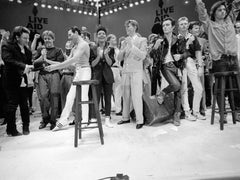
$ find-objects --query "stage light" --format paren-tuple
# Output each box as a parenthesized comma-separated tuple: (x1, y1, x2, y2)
(118, 6, 122, 10)
(9, 0, 14, 2)
(47, 4, 52, 9)
(93, 13, 97, 16)
(66, 7, 71, 11)
(140, 0, 144, 4)
(135, 1, 139, 5)
(34, 2, 38, 6)
(109, 9, 113, 13)
(184, 0, 189, 4)
(73, 9, 77, 13)
(54, 5, 58, 10)
(114, 7, 118, 12)
(17, 0, 22, 4)
(59, 7, 64, 11)
(129, 3, 133, 7)
(84, 11, 87, 14)
(41, 4, 46, 8)
(78, 10, 82, 13)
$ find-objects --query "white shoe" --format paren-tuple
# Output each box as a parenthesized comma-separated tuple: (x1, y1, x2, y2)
(105, 117, 114, 128)
(193, 112, 206, 120)
(185, 111, 196, 121)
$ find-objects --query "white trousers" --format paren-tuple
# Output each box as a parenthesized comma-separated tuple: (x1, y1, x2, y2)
(58, 67, 91, 125)
(181, 58, 203, 113)
(111, 67, 122, 113)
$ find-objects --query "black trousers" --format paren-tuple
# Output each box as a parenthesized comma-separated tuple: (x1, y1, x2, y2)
(5, 86, 30, 133)
(161, 62, 182, 113)
(151, 66, 161, 96)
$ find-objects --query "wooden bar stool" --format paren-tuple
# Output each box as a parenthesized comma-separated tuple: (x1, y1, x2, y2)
(211, 71, 240, 130)
(73, 80, 104, 147)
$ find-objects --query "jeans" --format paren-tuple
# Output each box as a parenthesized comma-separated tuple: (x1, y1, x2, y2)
(58, 67, 91, 126)
(161, 62, 181, 113)
(181, 58, 203, 113)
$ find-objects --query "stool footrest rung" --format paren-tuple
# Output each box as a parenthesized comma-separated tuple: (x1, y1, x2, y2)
(78, 101, 94, 104)
(81, 126, 98, 129)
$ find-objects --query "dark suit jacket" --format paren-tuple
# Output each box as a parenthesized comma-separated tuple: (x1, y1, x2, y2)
(1, 41, 32, 88)
(90, 45, 115, 84)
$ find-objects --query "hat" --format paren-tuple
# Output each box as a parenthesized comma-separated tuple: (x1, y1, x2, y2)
(210, 0, 226, 21)
(33, 59, 46, 71)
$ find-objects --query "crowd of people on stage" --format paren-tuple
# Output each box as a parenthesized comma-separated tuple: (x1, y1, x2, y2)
(0, 0, 240, 136)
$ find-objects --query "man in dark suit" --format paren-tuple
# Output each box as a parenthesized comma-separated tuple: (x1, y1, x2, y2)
(89, 26, 115, 128)
(1, 26, 33, 136)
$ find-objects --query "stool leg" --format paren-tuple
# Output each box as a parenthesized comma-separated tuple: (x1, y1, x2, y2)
(219, 76, 225, 130)
(78, 86, 82, 139)
(228, 75, 236, 124)
(211, 77, 218, 125)
(74, 85, 80, 147)
(92, 85, 104, 145)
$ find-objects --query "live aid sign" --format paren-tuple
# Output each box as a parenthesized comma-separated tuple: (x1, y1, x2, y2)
(154, 6, 174, 23)
(26, 16, 48, 32)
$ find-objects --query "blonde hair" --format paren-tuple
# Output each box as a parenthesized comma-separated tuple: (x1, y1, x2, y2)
(42, 30, 55, 40)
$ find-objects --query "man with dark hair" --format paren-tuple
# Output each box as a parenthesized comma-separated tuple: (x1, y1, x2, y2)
(152, 17, 182, 126)
(196, 0, 240, 122)
(1, 26, 33, 136)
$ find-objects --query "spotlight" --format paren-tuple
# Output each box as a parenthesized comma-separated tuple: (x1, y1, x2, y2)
(105, 12, 108, 15)
(118, 6, 122, 10)
(41, 4, 46, 8)
(73, 9, 77, 13)
(135, 1, 139, 5)
(93, 13, 97, 16)
(54, 5, 58, 10)
(89, 11, 93, 15)
(59, 7, 64, 10)
(114, 8, 118, 12)
(47, 4, 52, 9)
(80, 0, 83, 4)
(109, 9, 113, 13)
(9, 0, 14, 2)
(84, 11, 87, 15)
(184, 0, 189, 4)
(17, 0, 22, 3)
(129, 3, 133, 7)
(78, 10, 82, 13)
(140, 0, 144, 4)
(66, 7, 71, 12)
(34, 2, 38, 6)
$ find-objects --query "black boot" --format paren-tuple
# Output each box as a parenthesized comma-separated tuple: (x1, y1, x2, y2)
(23, 126, 30, 135)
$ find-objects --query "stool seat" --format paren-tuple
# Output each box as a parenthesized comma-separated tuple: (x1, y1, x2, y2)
(73, 79, 99, 86)
(213, 71, 239, 77)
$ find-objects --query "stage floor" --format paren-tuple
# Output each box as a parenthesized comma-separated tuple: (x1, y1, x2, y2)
(0, 109, 240, 180)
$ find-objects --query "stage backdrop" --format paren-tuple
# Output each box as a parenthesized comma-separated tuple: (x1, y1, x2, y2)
(0, 0, 216, 49)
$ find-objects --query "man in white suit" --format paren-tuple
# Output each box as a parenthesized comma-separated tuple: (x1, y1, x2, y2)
(117, 19, 147, 129)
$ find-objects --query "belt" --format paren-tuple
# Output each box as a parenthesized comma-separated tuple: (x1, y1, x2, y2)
(112, 65, 119, 68)
(163, 61, 174, 66)
(76, 65, 90, 68)
(62, 72, 74, 76)
(220, 54, 237, 59)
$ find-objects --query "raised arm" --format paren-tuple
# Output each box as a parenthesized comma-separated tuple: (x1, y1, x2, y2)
(195, 0, 210, 31)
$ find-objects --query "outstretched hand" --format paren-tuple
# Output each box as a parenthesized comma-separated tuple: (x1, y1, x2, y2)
(45, 64, 59, 72)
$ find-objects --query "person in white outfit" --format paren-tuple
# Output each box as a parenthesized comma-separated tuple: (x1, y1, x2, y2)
(45, 26, 91, 131)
